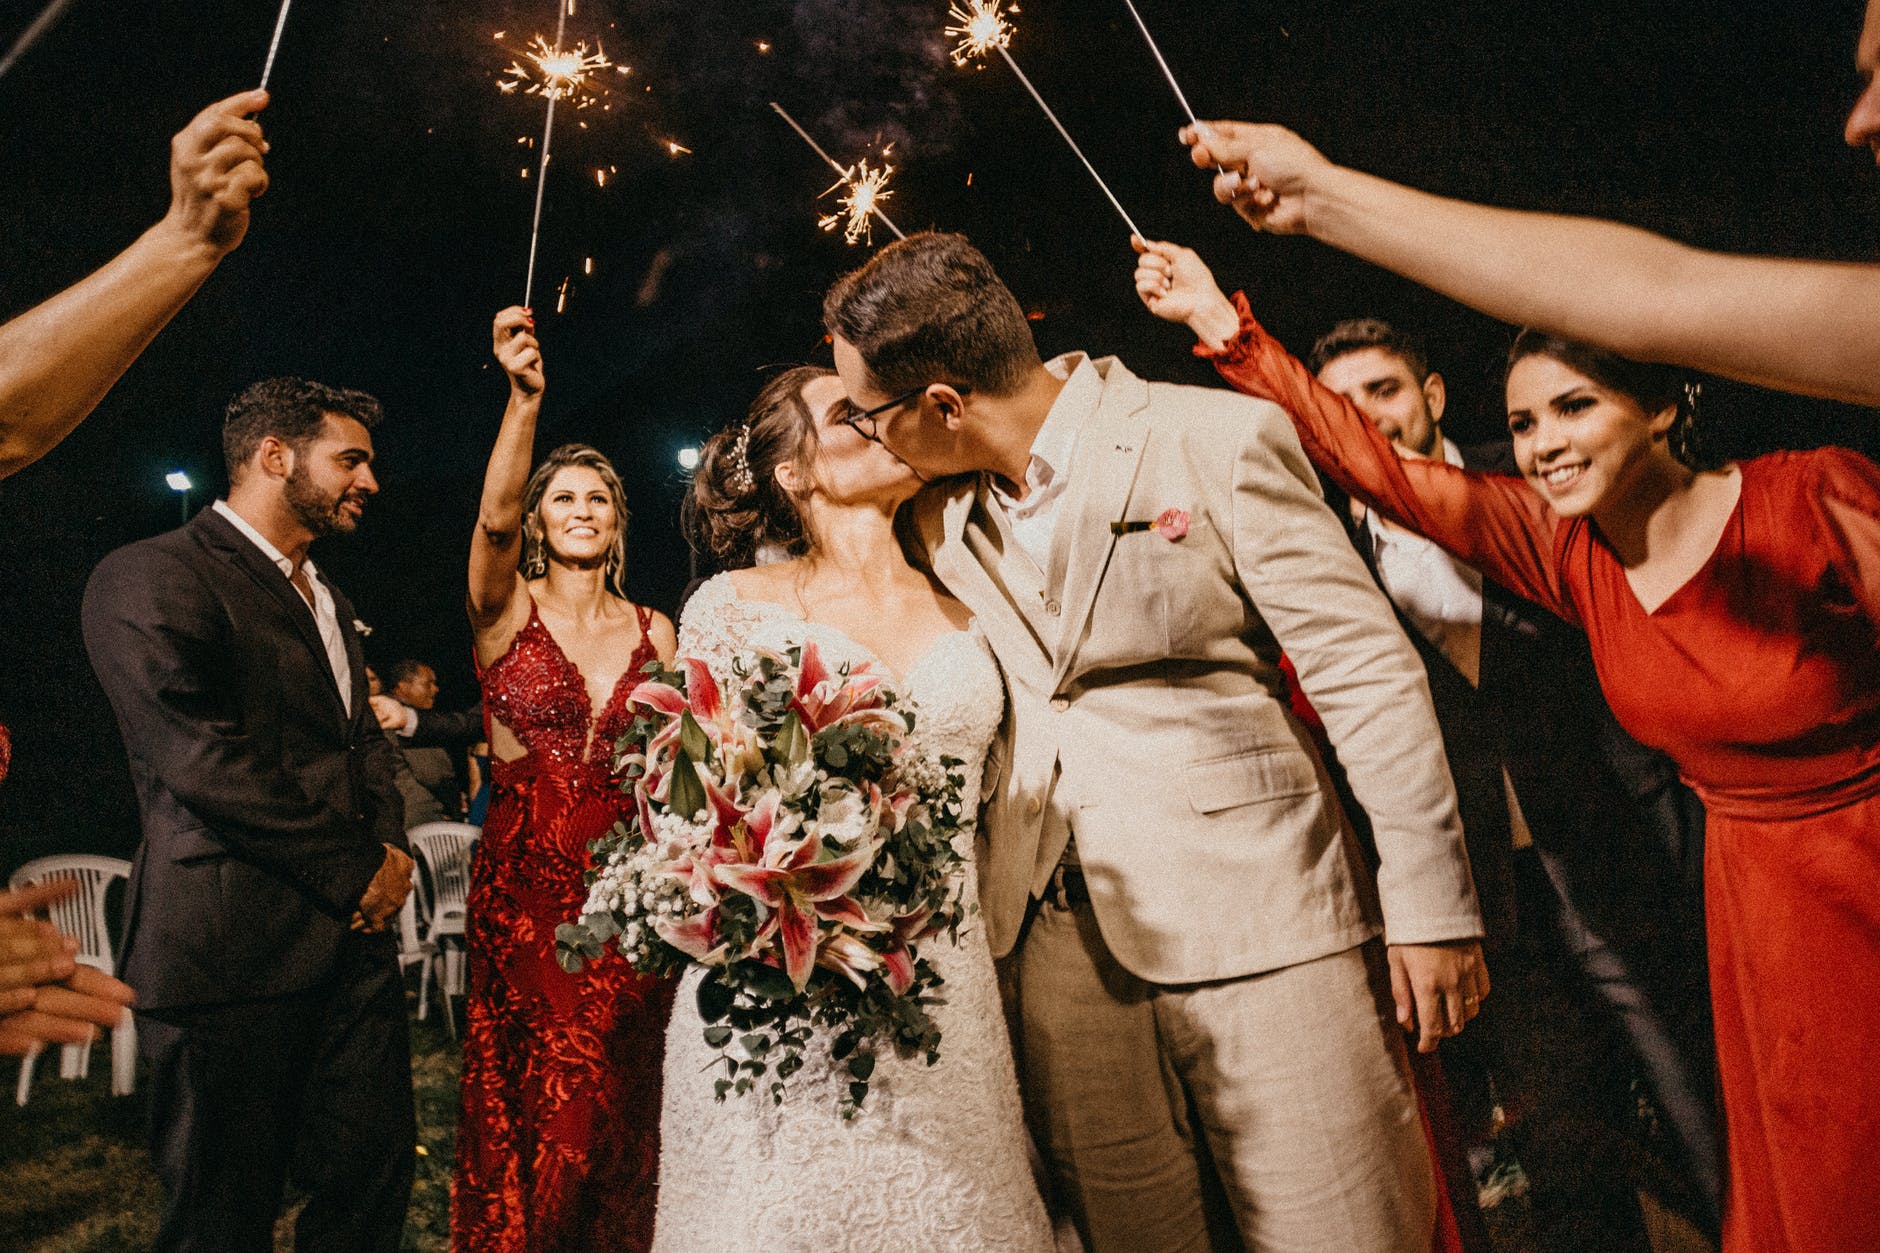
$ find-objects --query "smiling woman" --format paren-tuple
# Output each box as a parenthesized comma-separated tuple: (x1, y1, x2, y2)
(1180, 282, 1880, 1253)
(451, 306, 678, 1253)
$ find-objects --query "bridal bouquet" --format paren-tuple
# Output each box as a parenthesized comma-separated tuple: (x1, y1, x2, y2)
(557, 642, 970, 1117)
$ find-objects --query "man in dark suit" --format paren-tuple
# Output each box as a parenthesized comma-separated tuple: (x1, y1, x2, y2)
(82, 378, 416, 1253)
(1309, 320, 1721, 1250)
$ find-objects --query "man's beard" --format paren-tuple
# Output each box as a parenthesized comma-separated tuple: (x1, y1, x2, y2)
(284, 463, 365, 537)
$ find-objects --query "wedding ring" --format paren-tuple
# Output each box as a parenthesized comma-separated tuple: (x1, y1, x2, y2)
(1462, 995, 1478, 1007)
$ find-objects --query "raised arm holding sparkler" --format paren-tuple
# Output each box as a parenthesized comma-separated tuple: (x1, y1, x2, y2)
(0, 90, 270, 480)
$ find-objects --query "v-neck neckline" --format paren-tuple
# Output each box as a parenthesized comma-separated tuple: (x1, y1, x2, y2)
(1610, 465, 1744, 618)
(524, 601, 643, 762)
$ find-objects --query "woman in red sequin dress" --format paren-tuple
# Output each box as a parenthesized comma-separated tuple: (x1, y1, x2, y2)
(1135, 242, 1880, 1253)
(453, 307, 677, 1252)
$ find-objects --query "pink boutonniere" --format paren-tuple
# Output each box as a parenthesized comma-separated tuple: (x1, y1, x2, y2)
(1111, 507, 1192, 542)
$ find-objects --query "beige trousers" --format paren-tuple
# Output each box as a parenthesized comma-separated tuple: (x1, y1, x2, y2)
(1011, 895, 1435, 1253)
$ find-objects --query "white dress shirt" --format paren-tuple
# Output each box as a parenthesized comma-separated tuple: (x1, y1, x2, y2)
(213, 500, 353, 716)
(988, 352, 1102, 572)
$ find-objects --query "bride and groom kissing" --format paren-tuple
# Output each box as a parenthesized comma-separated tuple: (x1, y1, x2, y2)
(661, 230, 1487, 1252)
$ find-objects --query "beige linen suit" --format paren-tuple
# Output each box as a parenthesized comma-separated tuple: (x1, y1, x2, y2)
(913, 355, 1482, 1252)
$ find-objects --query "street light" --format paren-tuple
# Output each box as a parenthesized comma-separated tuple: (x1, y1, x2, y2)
(676, 447, 700, 471)
(166, 471, 192, 524)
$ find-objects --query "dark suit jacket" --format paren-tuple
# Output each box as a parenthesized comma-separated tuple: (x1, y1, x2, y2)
(407, 702, 484, 749)
(82, 507, 404, 1011)
(1338, 443, 1698, 951)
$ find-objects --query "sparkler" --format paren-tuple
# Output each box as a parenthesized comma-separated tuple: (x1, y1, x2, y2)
(501, 1, 616, 308)
(948, 1, 1143, 239)
(258, 0, 293, 91)
(768, 103, 907, 244)
(819, 160, 896, 245)
(1120, 0, 1199, 128)
(0, 0, 78, 82)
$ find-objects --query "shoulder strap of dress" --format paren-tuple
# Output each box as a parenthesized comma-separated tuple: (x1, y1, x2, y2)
(636, 601, 653, 634)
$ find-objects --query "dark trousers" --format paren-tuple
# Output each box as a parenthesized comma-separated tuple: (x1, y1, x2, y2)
(138, 935, 415, 1253)
(1445, 849, 1719, 1252)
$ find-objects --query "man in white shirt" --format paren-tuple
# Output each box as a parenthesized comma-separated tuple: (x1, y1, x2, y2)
(82, 378, 416, 1253)
(1310, 319, 1722, 1247)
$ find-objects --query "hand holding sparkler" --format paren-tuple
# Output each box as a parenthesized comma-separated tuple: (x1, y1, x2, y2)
(1131, 237, 1240, 350)
(493, 306, 545, 399)
(1181, 121, 1330, 236)
(165, 90, 272, 255)
(948, 0, 1144, 240)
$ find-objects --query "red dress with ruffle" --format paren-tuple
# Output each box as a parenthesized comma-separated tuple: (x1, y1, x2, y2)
(453, 602, 675, 1252)
(1205, 295, 1880, 1253)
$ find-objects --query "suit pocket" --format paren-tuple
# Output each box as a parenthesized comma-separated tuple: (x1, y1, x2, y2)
(1183, 746, 1320, 813)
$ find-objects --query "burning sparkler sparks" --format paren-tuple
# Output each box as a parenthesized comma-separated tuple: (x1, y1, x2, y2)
(498, 32, 613, 107)
(819, 160, 896, 245)
(946, 1, 1013, 67)
(947, 1, 1142, 238)
(769, 102, 907, 244)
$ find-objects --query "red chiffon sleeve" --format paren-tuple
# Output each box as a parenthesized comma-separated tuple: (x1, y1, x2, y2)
(1199, 292, 1579, 625)
(1814, 445, 1880, 629)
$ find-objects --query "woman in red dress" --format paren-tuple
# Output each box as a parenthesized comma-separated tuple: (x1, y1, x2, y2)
(453, 306, 677, 1251)
(1135, 241, 1880, 1253)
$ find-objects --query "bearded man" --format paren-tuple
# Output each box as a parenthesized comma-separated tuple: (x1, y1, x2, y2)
(81, 378, 416, 1253)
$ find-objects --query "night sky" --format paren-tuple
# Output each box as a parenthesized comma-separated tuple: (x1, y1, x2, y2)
(2, 0, 1878, 870)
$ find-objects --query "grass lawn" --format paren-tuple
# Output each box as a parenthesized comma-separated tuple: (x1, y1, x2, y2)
(1, 994, 1707, 1253)
(0, 999, 461, 1253)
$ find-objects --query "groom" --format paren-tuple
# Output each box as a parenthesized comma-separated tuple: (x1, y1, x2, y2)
(824, 233, 1487, 1252)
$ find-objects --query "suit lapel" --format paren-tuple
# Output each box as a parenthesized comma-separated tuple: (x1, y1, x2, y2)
(193, 511, 349, 725)
(936, 481, 1053, 677)
(1048, 362, 1150, 686)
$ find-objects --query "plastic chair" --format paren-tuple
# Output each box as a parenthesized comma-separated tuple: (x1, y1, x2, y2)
(9, 854, 134, 1105)
(395, 863, 443, 1031)
(406, 822, 478, 1027)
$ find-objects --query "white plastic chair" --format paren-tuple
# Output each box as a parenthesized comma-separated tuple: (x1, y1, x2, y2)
(395, 862, 443, 1031)
(9, 854, 135, 1105)
(406, 822, 478, 1028)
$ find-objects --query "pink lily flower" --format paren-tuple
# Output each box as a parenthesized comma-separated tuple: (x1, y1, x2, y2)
(714, 834, 878, 990)
(788, 641, 888, 733)
(879, 905, 941, 996)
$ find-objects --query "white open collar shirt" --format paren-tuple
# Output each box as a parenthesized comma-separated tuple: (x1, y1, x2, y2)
(213, 499, 354, 716)
(988, 352, 1102, 573)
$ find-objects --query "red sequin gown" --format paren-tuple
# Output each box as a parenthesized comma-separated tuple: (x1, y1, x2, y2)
(1205, 295, 1880, 1253)
(453, 601, 675, 1253)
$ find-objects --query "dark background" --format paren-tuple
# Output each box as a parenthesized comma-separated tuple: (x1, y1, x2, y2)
(3, 0, 1878, 872)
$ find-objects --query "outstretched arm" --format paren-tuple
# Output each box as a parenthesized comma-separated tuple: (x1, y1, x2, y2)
(1182, 120, 1880, 408)
(1133, 237, 1576, 623)
(468, 307, 545, 638)
(0, 91, 270, 479)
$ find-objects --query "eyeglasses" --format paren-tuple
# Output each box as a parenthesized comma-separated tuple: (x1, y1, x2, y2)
(837, 383, 972, 444)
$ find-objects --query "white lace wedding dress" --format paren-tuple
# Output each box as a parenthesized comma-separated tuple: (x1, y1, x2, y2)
(650, 574, 1054, 1252)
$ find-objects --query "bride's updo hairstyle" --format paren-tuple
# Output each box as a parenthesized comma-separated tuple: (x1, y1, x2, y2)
(519, 442, 632, 596)
(686, 365, 833, 569)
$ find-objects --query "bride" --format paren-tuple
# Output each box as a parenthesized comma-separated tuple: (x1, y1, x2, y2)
(650, 365, 1056, 1251)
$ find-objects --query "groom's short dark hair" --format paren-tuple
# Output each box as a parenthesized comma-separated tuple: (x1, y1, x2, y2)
(822, 232, 1039, 396)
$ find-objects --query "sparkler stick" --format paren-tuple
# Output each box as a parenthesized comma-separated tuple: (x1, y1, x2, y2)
(948, 2, 1143, 239)
(768, 102, 908, 243)
(1120, 0, 1198, 128)
(258, 0, 293, 91)
(507, 1, 614, 306)
(0, 0, 78, 82)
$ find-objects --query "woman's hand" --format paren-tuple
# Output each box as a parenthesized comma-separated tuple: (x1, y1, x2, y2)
(1182, 122, 1332, 237)
(492, 307, 543, 398)
(1132, 238, 1241, 351)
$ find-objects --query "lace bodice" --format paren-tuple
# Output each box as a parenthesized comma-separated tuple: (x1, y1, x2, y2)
(651, 573, 1052, 1252)
(676, 573, 1002, 813)
(479, 600, 655, 773)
